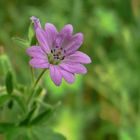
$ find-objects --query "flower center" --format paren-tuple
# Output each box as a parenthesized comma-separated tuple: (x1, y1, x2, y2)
(48, 46, 66, 65)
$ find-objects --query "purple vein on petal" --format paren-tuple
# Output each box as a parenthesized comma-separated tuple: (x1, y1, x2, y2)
(45, 23, 58, 48)
(50, 65, 62, 86)
(29, 58, 49, 68)
(64, 33, 84, 55)
(64, 51, 91, 64)
(30, 16, 41, 29)
(26, 46, 46, 59)
(36, 28, 51, 53)
(60, 62, 87, 74)
(60, 68, 75, 84)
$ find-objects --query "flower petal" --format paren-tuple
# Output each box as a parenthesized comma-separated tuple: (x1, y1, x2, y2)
(64, 51, 91, 64)
(36, 28, 51, 53)
(65, 33, 83, 55)
(60, 62, 87, 74)
(45, 23, 58, 48)
(29, 58, 49, 68)
(60, 68, 75, 84)
(50, 65, 62, 86)
(54, 25, 73, 48)
(26, 46, 46, 59)
(30, 16, 41, 29)
(55, 33, 65, 47)
(60, 24, 73, 37)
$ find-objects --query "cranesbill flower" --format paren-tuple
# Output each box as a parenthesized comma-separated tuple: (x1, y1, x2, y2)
(27, 16, 91, 86)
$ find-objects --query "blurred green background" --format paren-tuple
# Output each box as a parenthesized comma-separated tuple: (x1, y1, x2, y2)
(0, 0, 140, 140)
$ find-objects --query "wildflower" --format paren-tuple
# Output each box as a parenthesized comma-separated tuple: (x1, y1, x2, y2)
(27, 16, 91, 86)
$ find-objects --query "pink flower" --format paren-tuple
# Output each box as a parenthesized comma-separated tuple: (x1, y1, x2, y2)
(27, 16, 91, 86)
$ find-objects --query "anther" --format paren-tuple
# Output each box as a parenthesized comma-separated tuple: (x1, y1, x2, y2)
(61, 56, 65, 60)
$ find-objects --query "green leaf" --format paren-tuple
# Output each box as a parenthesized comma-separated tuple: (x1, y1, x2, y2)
(29, 99, 56, 125)
(5, 127, 30, 140)
(29, 107, 53, 125)
(28, 23, 35, 44)
(0, 123, 15, 133)
(19, 105, 37, 126)
(5, 71, 13, 94)
(5, 126, 66, 140)
(12, 37, 30, 47)
(0, 54, 13, 76)
(7, 100, 13, 109)
(32, 126, 66, 140)
(0, 94, 10, 107)
(11, 95, 26, 113)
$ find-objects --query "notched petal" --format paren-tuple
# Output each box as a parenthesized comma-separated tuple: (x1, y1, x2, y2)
(60, 24, 73, 37)
(65, 33, 84, 54)
(61, 69, 75, 84)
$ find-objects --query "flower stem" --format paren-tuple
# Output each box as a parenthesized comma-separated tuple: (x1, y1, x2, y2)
(30, 66, 35, 83)
(27, 69, 47, 106)
(32, 69, 46, 89)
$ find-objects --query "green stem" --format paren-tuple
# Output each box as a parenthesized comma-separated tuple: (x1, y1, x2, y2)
(27, 69, 47, 106)
(30, 66, 35, 83)
(32, 69, 46, 89)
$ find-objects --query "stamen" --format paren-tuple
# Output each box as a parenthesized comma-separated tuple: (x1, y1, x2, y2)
(48, 45, 65, 65)
(61, 56, 65, 60)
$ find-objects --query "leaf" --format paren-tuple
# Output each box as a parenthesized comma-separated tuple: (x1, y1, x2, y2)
(5, 71, 13, 94)
(19, 105, 37, 126)
(29, 107, 53, 125)
(0, 123, 15, 133)
(0, 94, 10, 107)
(5, 127, 30, 140)
(32, 126, 66, 140)
(0, 54, 13, 75)
(12, 37, 30, 47)
(29, 100, 61, 125)
(7, 100, 13, 109)
(5, 125, 66, 140)
(28, 23, 35, 44)
(11, 95, 26, 113)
